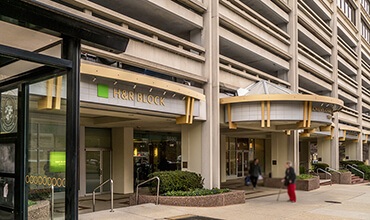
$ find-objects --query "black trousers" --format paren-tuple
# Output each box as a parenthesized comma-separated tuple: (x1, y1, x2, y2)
(250, 175, 258, 188)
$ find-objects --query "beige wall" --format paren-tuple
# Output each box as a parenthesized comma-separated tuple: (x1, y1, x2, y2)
(112, 127, 134, 194)
(345, 141, 358, 161)
(317, 138, 331, 166)
(181, 122, 202, 175)
(271, 133, 289, 178)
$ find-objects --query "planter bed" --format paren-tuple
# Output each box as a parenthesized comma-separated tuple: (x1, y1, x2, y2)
(28, 200, 50, 220)
(264, 177, 320, 191)
(130, 190, 245, 207)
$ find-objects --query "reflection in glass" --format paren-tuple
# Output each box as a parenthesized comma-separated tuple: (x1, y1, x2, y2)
(1, 89, 18, 134)
(27, 76, 67, 219)
(86, 151, 101, 193)
(0, 143, 15, 173)
(0, 177, 14, 208)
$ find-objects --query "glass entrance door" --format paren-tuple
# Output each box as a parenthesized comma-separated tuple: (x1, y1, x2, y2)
(0, 89, 18, 219)
(86, 150, 111, 194)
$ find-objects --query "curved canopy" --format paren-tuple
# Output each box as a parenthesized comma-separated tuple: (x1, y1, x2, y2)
(221, 80, 344, 132)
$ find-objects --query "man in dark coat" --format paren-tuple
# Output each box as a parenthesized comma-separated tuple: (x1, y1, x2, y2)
(249, 158, 262, 190)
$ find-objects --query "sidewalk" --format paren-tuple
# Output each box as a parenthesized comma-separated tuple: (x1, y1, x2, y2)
(80, 183, 370, 220)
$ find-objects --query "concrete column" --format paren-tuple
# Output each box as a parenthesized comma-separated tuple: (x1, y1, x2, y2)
(181, 122, 202, 174)
(271, 133, 290, 178)
(317, 138, 331, 165)
(112, 127, 134, 194)
(220, 135, 227, 183)
(201, 0, 220, 189)
(287, 0, 298, 91)
(79, 126, 86, 196)
(345, 141, 358, 160)
(330, 0, 340, 170)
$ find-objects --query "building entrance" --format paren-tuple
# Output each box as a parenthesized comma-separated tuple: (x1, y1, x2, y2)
(85, 150, 111, 194)
(226, 138, 252, 179)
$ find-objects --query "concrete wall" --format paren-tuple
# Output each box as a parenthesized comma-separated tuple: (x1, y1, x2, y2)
(181, 122, 202, 175)
(317, 138, 331, 165)
(112, 127, 134, 194)
(271, 132, 289, 178)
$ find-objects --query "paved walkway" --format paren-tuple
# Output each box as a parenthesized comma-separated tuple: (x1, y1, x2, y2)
(80, 183, 370, 220)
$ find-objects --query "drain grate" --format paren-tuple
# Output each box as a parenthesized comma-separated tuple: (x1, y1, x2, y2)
(166, 215, 223, 220)
(325, 200, 342, 204)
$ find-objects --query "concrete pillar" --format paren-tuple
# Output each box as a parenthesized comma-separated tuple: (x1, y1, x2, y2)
(345, 141, 358, 161)
(112, 127, 134, 194)
(317, 138, 331, 165)
(201, 0, 220, 189)
(271, 133, 290, 178)
(220, 135, 227, 183)
(181, 122, 202, 174)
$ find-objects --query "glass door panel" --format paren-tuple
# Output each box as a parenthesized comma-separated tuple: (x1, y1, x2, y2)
(27, 76, 67, 219)
(237, 151, 243, 177)
(102, 151, 111, 192)
(86, 151, 101, 194)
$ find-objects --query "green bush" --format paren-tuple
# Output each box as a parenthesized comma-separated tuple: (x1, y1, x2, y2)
(164, 188, 230, 197)
(297, 174, 315, 180)
(357, 165, 370, 180)
(28, 200, 36, 207)
(312, 163, 329, 172)
(299, 166, 306, 174)
(340, 160, 365, 168)
(148, 170, 204, 195)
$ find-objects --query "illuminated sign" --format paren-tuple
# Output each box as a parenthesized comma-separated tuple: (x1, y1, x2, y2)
(49, 151, 66, 173)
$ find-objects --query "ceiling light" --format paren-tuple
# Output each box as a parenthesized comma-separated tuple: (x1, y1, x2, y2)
(133, 84, 137, 89)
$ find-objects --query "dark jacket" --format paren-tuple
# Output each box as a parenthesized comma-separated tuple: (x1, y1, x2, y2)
(284, 167, 296, 186)
(249, 163, 261, 177)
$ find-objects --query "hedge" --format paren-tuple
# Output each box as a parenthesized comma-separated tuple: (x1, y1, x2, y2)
(148, 170, 204, 195)
(312, 163, 329, 172)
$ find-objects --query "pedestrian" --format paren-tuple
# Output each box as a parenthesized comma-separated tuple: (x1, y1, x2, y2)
(249, 158, 261, 190)
(282, 161, 296, 203)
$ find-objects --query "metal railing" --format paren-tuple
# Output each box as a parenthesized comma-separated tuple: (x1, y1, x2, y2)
(51, 185, 54, 220)
(135, 176, 160, 205)
(317, 168, 332, 186)
(92, 179, 114, 212)
(346, 164, 365, 181)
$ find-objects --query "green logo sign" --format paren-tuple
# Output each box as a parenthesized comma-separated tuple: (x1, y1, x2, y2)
(97, 84, 109, 98)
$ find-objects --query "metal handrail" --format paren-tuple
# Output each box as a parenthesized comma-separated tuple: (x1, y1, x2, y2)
(346, 164, 365, 181)
(317, 168, 332, 186)
(51, 185, 54, 220)
(92, 179, 114, 212)
(136, 176, 160, 205)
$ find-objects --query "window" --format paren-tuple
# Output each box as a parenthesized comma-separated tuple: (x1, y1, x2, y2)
(362, 0, 370, 15)
(338, 0, 356, 24)
(362, 20, 370, 43)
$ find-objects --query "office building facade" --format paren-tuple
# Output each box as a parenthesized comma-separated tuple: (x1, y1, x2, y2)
(0, 0, 369, 218)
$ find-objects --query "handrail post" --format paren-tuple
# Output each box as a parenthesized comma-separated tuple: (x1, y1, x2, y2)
(92, 191, 96, 212)
(346, 164, 365, 181)
(51, 184, 54, 220)
(135, 176, 161, 205)
(156, 177, 160, 205)
(110, 179, 114, 212)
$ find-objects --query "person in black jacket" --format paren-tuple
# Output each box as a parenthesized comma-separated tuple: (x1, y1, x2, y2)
(249, 158, 262, 190)
(282, 161, 296, 202)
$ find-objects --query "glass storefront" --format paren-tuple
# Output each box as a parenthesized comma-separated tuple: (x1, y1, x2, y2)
(226, 138, 252, 178)
(27, 76, 67, 219)
(85, 128, 111, 194)
(134, 131, 181, 183)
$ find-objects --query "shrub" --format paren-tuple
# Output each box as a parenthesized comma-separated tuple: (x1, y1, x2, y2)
(312, 163, 329, 172)
(28, 200, 36, 207)
(148, 170, 204, 195)
(340, 160, 365, 169)
(357, 165, 370, 180)
(164, 188, 230, 197)
(299, 166, 306, 174)
(297, 174, 315, 180)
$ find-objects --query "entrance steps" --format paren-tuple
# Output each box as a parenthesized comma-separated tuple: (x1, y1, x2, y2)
(351, 174, 364, 184)
(78, 193, 131, 214)
(319, 179, 331, 186)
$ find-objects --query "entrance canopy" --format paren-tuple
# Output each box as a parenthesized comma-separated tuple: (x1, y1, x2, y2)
(220, 81, 343, 135)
